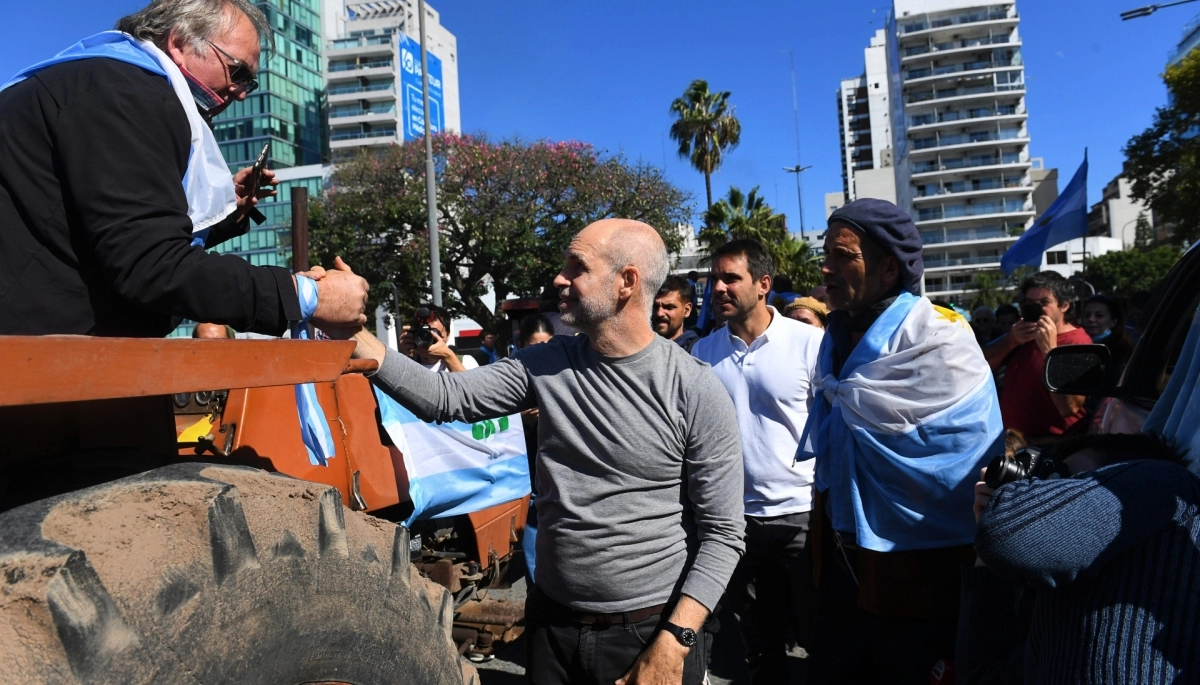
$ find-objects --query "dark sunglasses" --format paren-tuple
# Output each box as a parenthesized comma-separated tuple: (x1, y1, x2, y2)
(206, 40, 259, 94)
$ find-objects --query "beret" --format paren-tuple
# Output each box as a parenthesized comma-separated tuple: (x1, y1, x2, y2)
(828, 198, 924, 294)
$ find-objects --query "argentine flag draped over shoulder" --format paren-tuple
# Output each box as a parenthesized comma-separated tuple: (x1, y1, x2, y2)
(798, 292, 1003, 552)
(1, 31, 238, 239)
(375, 388, 530, 527)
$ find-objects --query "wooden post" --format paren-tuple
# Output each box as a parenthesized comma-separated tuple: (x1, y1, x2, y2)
(291, 186, 309, 273)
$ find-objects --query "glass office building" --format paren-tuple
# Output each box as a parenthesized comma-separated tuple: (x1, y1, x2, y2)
(211, 0, 327, 270)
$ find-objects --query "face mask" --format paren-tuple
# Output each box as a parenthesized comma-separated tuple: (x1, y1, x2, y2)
(179, 64, 227, 120)
(1091, 328, 1112, 342)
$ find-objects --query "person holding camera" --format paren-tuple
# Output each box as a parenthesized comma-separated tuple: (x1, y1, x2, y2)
(398, 304, 477, 373)
(958, 432, 1200, 684)
(984, 272, 1090, 441)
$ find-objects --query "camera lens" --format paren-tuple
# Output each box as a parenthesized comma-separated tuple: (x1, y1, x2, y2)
(984, 453, 1027, 489)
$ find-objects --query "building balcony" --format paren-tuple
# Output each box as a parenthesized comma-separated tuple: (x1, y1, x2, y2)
(910, 136, 1029, 159)
(912, 182, 1030, 204)
(916, 206, 1034, 227)
(923, 254, 1007, 270)
(910, 157, 1029, 179)
(902, 34, 1018, 62)
(329, 109, 399, 125)
(909, 108, 1023, 132)
(920, 223, 1024, 245)
(904, 59, 1021, 84)
(328, 34, 394, 51)
(329, 128, 398, 148)
(898, 9, 1018, 39)
(905, 82, 1025, 106)
(328, 85, 395, 104)
(327, 59, 393, 75)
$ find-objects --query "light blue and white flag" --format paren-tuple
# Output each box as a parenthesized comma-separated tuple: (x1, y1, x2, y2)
(1000, 153, 1088, 275)
(374, 388, 531, 526)
(797, 292, 1004, 552)
(2, 31, 238, 241)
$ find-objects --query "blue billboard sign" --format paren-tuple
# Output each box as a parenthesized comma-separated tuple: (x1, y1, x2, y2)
(398, 34, 444, 140)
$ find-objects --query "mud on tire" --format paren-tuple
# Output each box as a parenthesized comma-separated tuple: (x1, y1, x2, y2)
(0, 463, 478, 684)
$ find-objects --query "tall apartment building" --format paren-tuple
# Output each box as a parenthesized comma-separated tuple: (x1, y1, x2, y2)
(323, 0, 460, 156)
(833, 0, 1036, 301)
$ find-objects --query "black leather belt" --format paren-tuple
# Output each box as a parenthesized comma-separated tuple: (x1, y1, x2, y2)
(532, 586, 667, 627)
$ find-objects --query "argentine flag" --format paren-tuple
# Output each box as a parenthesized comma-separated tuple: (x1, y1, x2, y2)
(375, 388, 531, 527)
(1001, 153, 1088, 275)
(798, 292, 1004, 552)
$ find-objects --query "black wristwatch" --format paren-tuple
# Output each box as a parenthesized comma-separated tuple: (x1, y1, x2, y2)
(662, 622, 697, 648)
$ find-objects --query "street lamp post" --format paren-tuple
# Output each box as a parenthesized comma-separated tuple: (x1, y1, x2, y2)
(418, 0, 442, 307)
(1121, 0, 1199, 20)
(783, 164, 812, 242)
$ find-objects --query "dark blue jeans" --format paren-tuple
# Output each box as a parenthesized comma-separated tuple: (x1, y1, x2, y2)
(524, 585, 712, 685)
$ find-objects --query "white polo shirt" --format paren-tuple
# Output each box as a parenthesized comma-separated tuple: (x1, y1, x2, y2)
(692, 307, 824, 517)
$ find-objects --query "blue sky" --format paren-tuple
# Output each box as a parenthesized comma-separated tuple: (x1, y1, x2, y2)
(1, 0, 1191, 237)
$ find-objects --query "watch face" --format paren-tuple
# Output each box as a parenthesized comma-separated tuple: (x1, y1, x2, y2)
(680, 628, 697, 647)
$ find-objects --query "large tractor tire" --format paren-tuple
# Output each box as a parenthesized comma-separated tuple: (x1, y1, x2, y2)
(0, 463, 478, 684)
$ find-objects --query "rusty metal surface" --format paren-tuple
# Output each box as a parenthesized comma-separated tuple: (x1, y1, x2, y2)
(465, 496, 530, 574)
(1, 336, 355, 407)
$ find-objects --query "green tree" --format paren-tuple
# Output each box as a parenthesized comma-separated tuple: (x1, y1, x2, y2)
(1083, 246, 1183, 298)
(698, 186, 786, 248)
(668, 79, 742, 211)
(1123, 48, 1200, 245)
(309, 135, 691, 345)
(966, 271, 1012, 310)
(696, 186, 820, 290)
(1134, 211, 1156, 250)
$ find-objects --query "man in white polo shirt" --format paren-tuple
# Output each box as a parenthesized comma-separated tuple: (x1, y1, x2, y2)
(691, 238, 824, 684)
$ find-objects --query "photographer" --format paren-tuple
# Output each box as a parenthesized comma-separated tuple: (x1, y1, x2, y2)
(398, 305, 477, 373)
(958, 433, 1200, 684)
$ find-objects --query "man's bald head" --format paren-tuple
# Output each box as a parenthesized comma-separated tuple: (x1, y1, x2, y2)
(574, 219, 669, 314)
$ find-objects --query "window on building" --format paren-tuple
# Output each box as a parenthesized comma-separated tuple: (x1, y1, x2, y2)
(1046, 251, 1068, 265)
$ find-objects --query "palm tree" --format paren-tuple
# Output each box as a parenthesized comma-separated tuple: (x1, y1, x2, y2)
(698, 186, 786, 251)
(967, 271, 1012, 310)
(668, 80, 742, 211)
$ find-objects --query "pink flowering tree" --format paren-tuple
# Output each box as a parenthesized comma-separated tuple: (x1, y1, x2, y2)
(310, 134, 691, 343)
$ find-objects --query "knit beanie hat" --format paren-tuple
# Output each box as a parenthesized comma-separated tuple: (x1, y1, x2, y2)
(827, 198, 924, 294)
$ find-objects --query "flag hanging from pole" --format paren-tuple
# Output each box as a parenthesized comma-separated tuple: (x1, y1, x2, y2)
(1000, 153, 1088, 275)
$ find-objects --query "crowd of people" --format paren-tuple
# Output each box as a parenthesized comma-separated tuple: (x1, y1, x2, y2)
(3, 1, 1198, 683)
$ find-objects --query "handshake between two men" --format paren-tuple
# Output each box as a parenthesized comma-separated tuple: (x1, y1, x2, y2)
(299, 258, 390, 365)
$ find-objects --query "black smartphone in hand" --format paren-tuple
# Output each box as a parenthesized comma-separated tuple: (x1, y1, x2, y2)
(1020, 302, 1044, 322)
(244, 142, 270, 225)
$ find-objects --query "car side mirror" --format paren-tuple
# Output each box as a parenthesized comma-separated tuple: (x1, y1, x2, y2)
(1043, 344, 1112, 395)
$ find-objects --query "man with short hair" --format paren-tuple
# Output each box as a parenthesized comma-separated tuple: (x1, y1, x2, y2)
(984, 271, 1090, 440)
(348, 219, 745, 685)
(691, 239, 823, 684)
(799, 198, 1002, 684)
(653, 275, 699, 351)
(0, 0, 368, 337)
(478, 331, 499, 364)
(971, 306, 997, 347)
(994, 304, 1019, 338)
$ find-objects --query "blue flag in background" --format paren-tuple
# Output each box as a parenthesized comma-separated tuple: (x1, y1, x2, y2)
(1001, 153, 1088, 275)
(696, 276, 716, 334)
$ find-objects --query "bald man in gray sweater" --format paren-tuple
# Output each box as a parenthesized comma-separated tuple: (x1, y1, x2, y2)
(349, 219, 745, 685)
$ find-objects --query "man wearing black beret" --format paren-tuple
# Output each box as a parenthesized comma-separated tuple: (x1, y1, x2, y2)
(797, 198, 1003, 684)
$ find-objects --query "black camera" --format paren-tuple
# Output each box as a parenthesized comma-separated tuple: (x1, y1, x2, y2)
(984, 446, 1069, 489)
(412, 307, 438, 348)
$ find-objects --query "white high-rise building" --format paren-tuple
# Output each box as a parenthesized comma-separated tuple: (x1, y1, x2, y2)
(833, 1, 1036, 300)
(322, 0, 460, 157)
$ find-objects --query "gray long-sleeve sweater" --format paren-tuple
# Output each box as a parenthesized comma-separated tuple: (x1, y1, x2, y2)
(372, 333, 746, 613)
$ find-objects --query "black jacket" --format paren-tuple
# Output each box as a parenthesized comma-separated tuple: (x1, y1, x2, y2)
(0, 58, 299, 336)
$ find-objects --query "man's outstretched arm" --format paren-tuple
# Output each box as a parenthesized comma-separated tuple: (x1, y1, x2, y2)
(352, 329, 531, 423)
